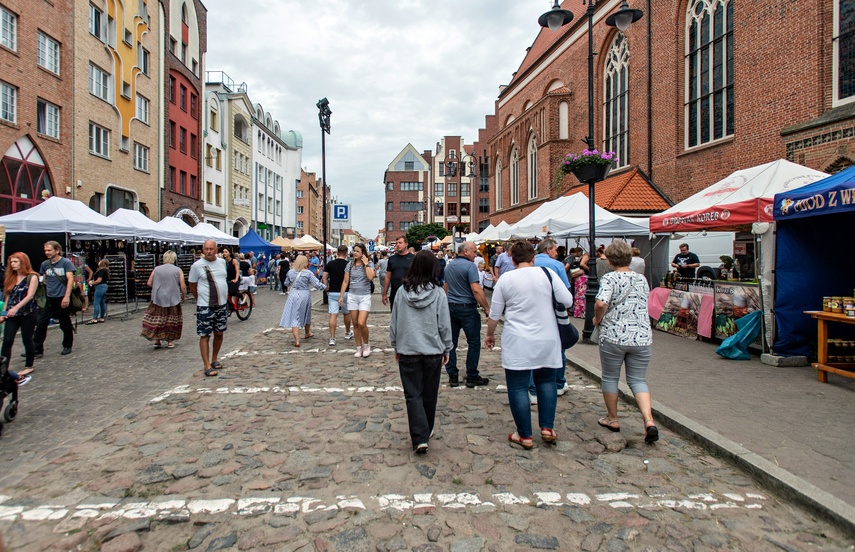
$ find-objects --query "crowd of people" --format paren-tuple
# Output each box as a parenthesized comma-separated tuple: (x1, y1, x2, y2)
(0, 236, 658, 455)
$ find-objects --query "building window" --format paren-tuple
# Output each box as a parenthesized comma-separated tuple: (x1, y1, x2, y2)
(0, 81, 16, 123)
(216, 185, 222, 206)
(1, 6, 16, 51)
(386, 221, 393, 231)
(404, 160, 414, 170)
(190, 133, 197, 158)
(106, 188, 135, 215)
(138, 46, 150, 75)
(836, 0, 855, 103)
(89, 64, 110, 101)
(434, 202, 444, 216)
(190, 93, 197, 118)
(136, 94, 149, 124)
(133, 142, 149, 172)
(206, 181, 212, 203)
(510, 148, 519, 205)
(297, 206, 304, 214)
(296, 190, 303, 198)
(434, 182, 443, 196)
(495, 158, 503, 210)
(448, 182, 457, 196)
(169, 76, 176, 103)
(88, 4, 103, 40)
(478, 198, 489, 214)
(179, 85, 187, 111)
(527, 136, 538, 199)
(179, 171, 187, 195)
(205, 144, 212, 167)
(210, 108, 218, 132)
(479, 177, 489, 193)
(190, 175, 197, 198)
(179, 127, 186, 153)
(604, 33, 630, 168)
(400, 202, 422, 211)
(169, 166, 176, 191)
(447, 203, 457, 216)
(169, 121, 176, 148)
(386, 202, 393, 211)
(400, 221, 416, 231)
(88, 122, 109, 157)
(37, 32, 61, 74)
(400, 181, 423, 191)
(685, 0, 733, 148)
(386, 181, 393, 191)
(36, 99, 60, 138)
(461, 182, 470, 197)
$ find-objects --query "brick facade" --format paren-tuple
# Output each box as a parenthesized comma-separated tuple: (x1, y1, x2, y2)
(383, 144, 431, 236)
(297, 170, 319, 238)
(0, 0, 73, 214)
(485, 0, 855, 226)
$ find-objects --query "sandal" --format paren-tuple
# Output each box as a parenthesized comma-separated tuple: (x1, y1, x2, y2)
(166, 342, 175, 349)
(204, 368, 218, 377)
(153, 342, 162, 349)
(598, 417, 621, 432)
(210, 361, 223, 370)
(508, 432, 534, 450)
(540, 428, 557, 443)
(644, 420, 659, 443)
(294, 341, 300, 348)
(304, 333, 315, 338)
(85, 320, 99, 325)
(18, 368, 34, 377)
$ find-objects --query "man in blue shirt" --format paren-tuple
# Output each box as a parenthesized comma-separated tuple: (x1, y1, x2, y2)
(493, 246, 515, 283)
(309, 252, 322, 278)
(533, 238, 572, 400)
(443, 241, 491, 388)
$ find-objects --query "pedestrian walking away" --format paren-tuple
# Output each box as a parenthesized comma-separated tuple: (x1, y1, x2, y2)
(532, 238, 572, 401)
(141, 250, 186, 350)
(278, 254, 291, 295)
(390, 250, 452, 454)
(592, 240, 658, 443)
(85, 259, 110, 324)
(442, 241, 490, 388)
(32, 241, 75, 357)
(322, 245, 353, 346)
(485, 241, 574, 449)
(341, 243, 375, 357)
(279, 255, 326, 347)
(1, 252, 40, 379)
(382, 235, 414, 311)
(188, 240, 229, 377)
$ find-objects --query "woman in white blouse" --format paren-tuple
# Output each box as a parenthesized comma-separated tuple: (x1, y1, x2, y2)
(485, 241, 574, 450)
(592, 240, 658, 443)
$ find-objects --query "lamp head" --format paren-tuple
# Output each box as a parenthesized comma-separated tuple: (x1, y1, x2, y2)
(538, 0, 574, 31)
(605, 0, 643, 32)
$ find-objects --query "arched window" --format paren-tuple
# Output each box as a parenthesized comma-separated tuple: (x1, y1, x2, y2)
(0, 136, 53, 214)
(603, 34, 630, 168)
(527, 135, 538, 200)
(685, 0, 733, 148)
(495, 157, 503, 210)
(510, 148, 519, 205)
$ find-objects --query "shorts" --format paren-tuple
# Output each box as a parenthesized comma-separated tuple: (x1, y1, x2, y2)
(328, 292, 350, 314)
(196, 304, 229, 336)
(347, 293, 372, 311)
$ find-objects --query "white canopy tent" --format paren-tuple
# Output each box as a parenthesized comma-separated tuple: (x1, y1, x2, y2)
(157, 217, 205, 244)
(0, 196, 136, 238)
(107, 209, 181, 242)
(476, 224, 496, 242)
(190, 221, 239, 245)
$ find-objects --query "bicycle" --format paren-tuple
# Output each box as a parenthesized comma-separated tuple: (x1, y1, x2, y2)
(228, 289, 253, 321)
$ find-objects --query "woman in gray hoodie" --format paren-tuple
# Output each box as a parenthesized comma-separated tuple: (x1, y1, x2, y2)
(389, 250, 453, 454)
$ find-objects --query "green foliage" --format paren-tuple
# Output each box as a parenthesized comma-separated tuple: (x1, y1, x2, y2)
(405, 223, 449, 250)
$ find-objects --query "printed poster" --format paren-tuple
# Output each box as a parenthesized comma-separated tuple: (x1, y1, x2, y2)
(714, 283, 762, 341)
(656, 289, 706, 339)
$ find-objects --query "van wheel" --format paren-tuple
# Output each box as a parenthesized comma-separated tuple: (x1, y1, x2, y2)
(697, 266, 716, 280)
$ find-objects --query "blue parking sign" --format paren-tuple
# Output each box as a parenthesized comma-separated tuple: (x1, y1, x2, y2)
(333, 205, 349, 220)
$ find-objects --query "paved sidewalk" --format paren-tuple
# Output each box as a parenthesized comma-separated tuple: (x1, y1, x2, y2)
(564, 317, 855, 533)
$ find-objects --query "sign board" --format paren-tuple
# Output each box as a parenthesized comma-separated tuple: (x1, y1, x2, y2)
(331, 204, 351, 229)
(367, 239, 375, 252)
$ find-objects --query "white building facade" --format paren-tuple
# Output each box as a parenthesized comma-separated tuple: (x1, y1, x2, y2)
(202, 89, 226, 228)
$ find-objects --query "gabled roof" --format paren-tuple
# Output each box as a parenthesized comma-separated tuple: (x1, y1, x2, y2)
(563, 167, 672, 213)
(506, 1, 577, 91)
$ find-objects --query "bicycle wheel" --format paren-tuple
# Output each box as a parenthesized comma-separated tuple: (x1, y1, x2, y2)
(235, 291, 252, 320)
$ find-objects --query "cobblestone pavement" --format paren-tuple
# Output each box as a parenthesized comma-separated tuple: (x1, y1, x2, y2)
(0, 290, 852, 551)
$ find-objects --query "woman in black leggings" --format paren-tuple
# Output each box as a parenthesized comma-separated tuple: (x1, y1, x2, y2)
(1, 252, 40, 379)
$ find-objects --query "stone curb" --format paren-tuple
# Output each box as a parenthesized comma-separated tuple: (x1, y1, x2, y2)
(566, 355, 855, 538)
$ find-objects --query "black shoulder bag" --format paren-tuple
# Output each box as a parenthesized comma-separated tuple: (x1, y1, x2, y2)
(541, 267, 579, 350)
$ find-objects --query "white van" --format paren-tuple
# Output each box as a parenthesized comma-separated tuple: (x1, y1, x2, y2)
(668, 232, 734, 279)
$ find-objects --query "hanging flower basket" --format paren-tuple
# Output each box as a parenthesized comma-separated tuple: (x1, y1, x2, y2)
(561, 149, 617, 184)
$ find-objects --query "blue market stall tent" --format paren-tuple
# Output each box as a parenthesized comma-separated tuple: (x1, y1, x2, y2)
(238, 228, 280, 259)
(772, 165, 855, 356)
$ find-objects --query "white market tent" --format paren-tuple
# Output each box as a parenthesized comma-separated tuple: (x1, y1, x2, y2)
(108, 209, 181, 242)
(292, 234, 323, 251)
(476, 224, 496, 242)
(0, 196, 137, 237)
(500, 193, 649, 240)
(190, 221, 239, 245)
(157, 217, 205, 243)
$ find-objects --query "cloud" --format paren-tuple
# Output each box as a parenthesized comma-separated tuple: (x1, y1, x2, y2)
(203, 0, 545, 237)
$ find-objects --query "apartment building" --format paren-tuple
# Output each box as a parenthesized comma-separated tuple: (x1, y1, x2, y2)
(202, 88, 225, 229)
(296, 169, 319, 238)
(383, 143, 431, 236)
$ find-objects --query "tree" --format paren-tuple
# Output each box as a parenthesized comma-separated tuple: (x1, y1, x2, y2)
(405, 223, 449, 250)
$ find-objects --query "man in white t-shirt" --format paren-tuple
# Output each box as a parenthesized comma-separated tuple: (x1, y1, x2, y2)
(188, 239, 229, 377)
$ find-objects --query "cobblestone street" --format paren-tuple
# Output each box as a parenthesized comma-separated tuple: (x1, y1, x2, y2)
(0, 290, 851, 551)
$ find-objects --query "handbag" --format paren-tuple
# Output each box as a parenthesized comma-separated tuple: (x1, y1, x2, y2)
(34, 278, 47, 309)
(48, 264, 84, 313)
(541, 267, 579, 350)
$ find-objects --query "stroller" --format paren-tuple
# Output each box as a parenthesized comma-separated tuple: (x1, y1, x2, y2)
(0, 356, 19, 437)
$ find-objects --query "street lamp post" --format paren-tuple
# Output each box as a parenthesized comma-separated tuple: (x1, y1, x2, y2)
(539, 0, 643, 343)
(443, 148, 477, 244)
(317, 97, 331, 304)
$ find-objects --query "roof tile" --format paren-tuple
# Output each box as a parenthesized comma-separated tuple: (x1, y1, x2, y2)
(563, 167, 671, 213)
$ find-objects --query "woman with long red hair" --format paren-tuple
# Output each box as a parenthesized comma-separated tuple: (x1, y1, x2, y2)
(1, 252, 40, 376)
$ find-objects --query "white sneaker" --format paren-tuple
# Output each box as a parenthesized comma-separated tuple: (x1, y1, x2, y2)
(529, 394, 538, 405)
(344, 330, 354, 340)
(354, 346, 363, 357)
(362, 344, 371, 357)
(329, 338, 336, 346)
(556, 383, 568, 396)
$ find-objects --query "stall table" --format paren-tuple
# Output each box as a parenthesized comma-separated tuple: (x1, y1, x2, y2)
(804, 311, 855, 383)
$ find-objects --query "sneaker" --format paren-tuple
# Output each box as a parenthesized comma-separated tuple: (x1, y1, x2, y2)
(556, 383, 568, 397)
(280, 292, 287, 295)
(16, 375, 31, 386)
(329, 338, 336, 346)
(415, 443, 428, 454)
(362, 345, 371, 357)
(529, 393, 538, 405)
(354, 346, 363, 357)
(465, 376, 490, 388)
(448, 375, 459, 388)
(61, 347, 72, 355)
(344, 330, 354, 340)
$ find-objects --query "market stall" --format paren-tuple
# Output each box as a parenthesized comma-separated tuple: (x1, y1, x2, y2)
(773, 164, 855, 361)
(190, 222, 239, 246)
(292, 234, 323, 251)
(239, 228, 279, 259)
(270, 236, 293, 252)
(650, 159, 829, 346)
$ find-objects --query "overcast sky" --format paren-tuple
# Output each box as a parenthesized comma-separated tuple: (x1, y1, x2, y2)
(203, 0, 550, 238)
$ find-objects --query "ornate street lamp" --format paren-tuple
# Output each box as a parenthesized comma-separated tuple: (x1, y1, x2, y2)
(317, 97, 331, 303)
(442, 148, 477, 243)
(539, 0, 643, 342)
